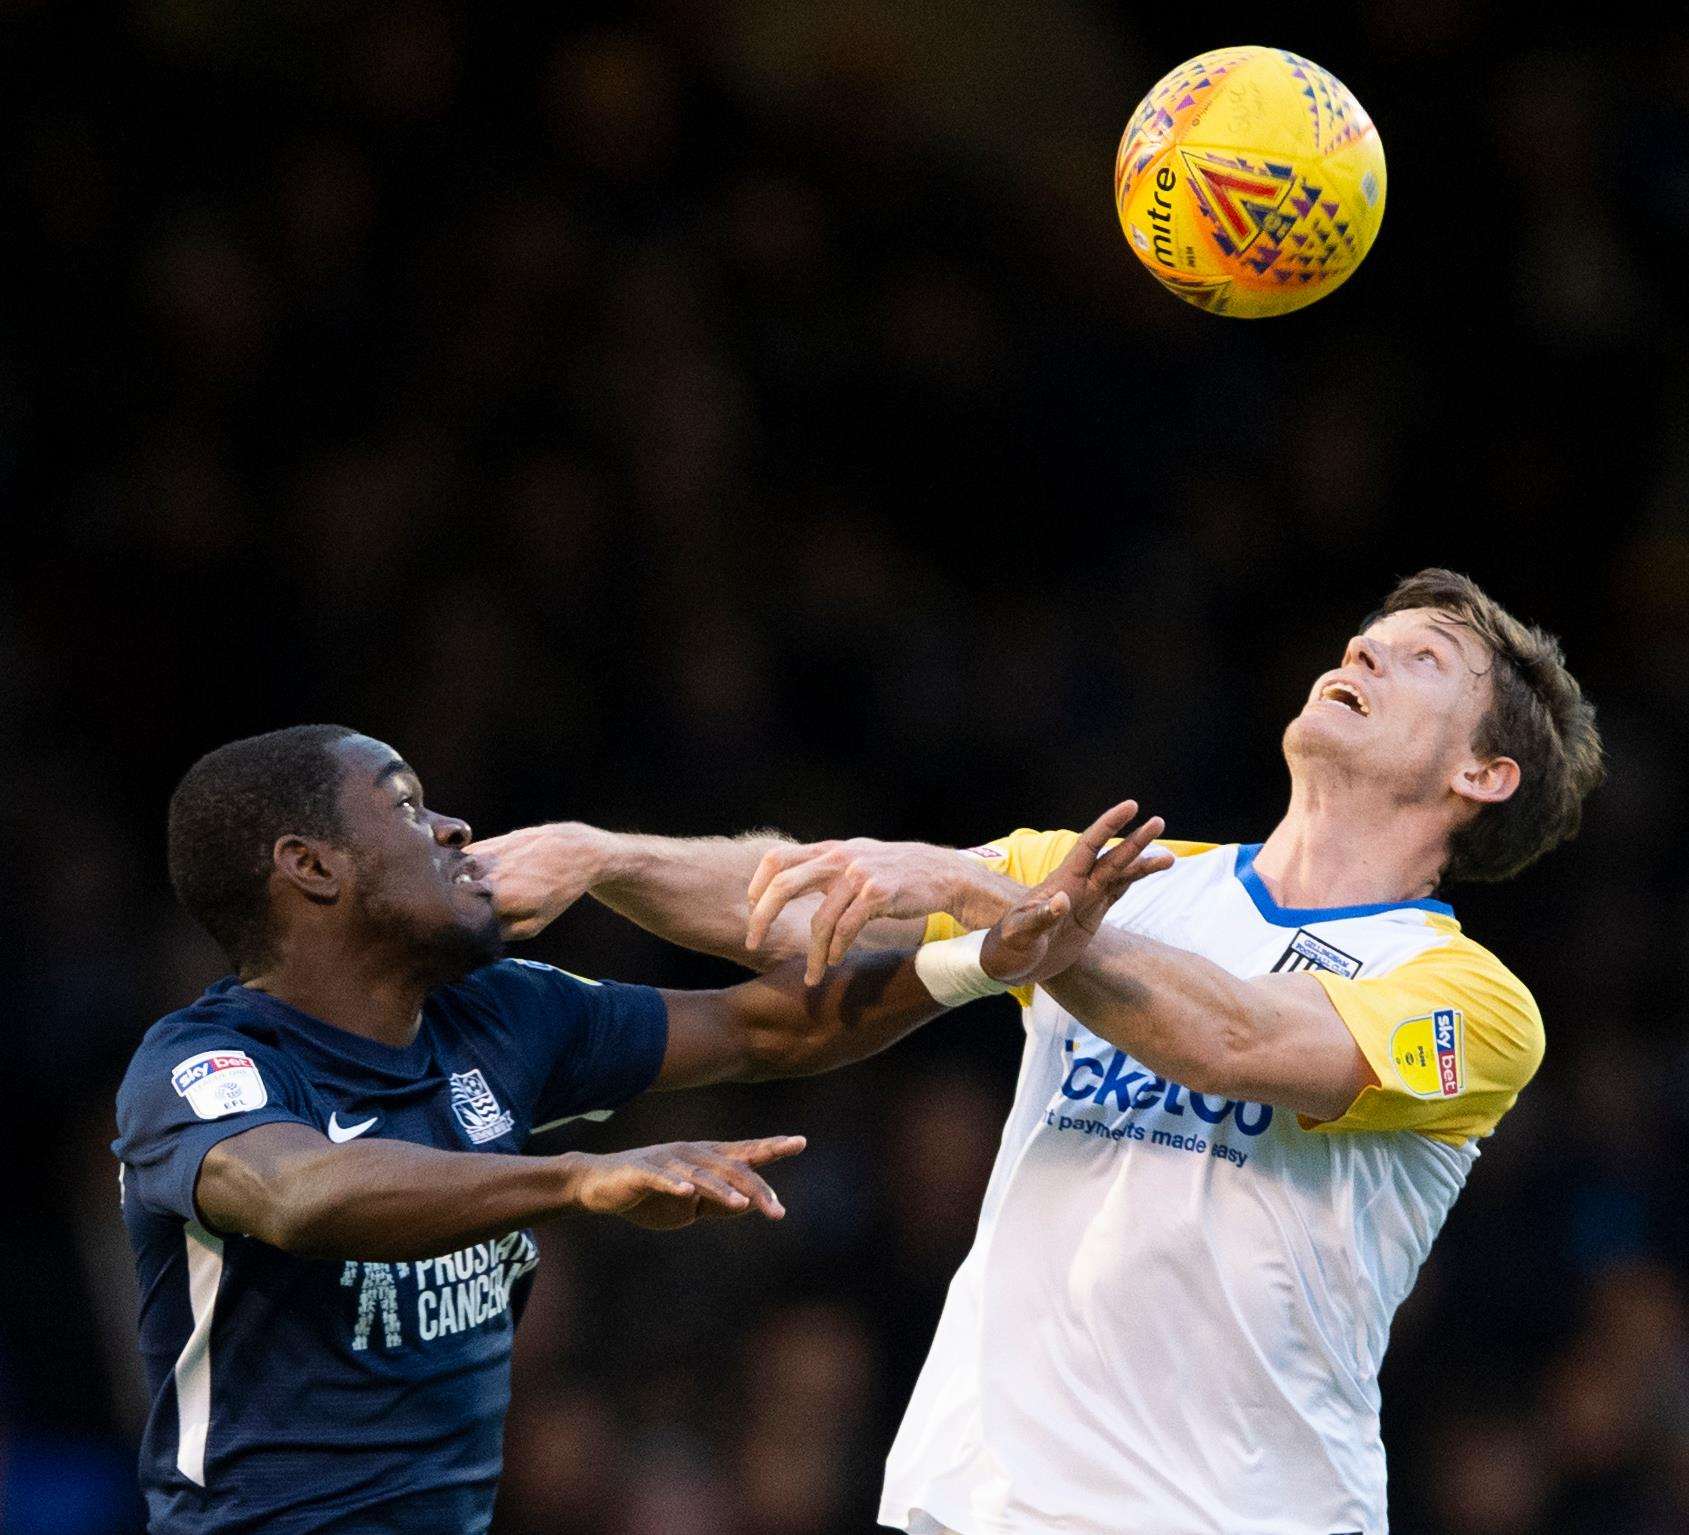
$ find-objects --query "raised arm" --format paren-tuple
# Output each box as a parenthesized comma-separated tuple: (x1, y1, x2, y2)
(467, 822, 968, 972)
(656, 805, 1177, 1090)
(1035, 932, 1371, 1120)
(465, 823, 783, 962)
(196, 1123, 808, 1259)
(840, 821, 1370, 1121)
(966, 888, 1372, 1120)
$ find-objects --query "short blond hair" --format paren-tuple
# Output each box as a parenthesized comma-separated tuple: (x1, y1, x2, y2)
(1369, 569, 1604, 883)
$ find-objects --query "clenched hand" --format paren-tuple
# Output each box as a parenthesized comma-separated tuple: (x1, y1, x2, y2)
(467, 823, 605, 941)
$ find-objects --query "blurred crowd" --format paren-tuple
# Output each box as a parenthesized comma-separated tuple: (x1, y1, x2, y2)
(5, 3, 1689, 1533)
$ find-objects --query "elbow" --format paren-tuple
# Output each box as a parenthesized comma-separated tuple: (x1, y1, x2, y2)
(196, 1154, 316, 1253)
(739, 1016, 838, 1081)
(739, 931, 807, 976)
(736, 1033, 799, 1083)
(254, 1159, 347, 1256)
(1174, 1025, 1254, 1102)
(257, 1182, 323, 1254)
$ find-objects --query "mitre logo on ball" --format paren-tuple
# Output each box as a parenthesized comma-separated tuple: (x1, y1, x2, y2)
(1114, 45, 1387, 317)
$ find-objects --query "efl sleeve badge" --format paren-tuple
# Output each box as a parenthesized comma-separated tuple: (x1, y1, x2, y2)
(1387, 1010, 1465, 1099)
(170, 1050, 270, 1120)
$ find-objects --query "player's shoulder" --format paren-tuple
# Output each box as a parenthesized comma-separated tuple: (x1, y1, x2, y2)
(1379, 918, 1545, 1077)
(126, 980, 282, 1072)
(1153, 837, 1225, 859)
(1309, 918, 1544, 1140)
(440, 957, 615, 1029)
(978, 827, 1224, 885)
(1422, 921, 1541, 1027)
(454, 957, 604, 1000)
(117, 982, 295, 1125)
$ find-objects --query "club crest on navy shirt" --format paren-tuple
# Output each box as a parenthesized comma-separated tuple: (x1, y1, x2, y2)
(448, 1068, 514, 1144)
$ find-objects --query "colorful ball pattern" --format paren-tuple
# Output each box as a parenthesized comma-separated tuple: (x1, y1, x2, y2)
(1114, 46, 1387, 318)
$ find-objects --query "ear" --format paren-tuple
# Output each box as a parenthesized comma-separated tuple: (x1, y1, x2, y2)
(272, 835, 347, 904)
(1451, 754, 1520, 808)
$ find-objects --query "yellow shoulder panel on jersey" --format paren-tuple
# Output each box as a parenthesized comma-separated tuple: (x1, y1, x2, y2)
(921, 830, 1217, 945)
(1306, 927, 1544, 1144)
(1156, 840, 1221, 859)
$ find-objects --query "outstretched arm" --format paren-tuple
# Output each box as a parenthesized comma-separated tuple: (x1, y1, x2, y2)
(468, 823, 783, 959)
(657, 805, 1175, 1089)
(464, 823, 906, 970)
(843, 819, 1368, 1120)
(655, 951, 943, 1088)
(196, 1123, 809, 1260)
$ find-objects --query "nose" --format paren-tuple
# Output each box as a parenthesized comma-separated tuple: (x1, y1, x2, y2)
(1345, 635, 1383, 674)
(433, 815, 471, 848)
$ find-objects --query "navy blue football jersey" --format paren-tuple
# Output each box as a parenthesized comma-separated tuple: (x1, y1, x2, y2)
(112, 959, 668, 1534)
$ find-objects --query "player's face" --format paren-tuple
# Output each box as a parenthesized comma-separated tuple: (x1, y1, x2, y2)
(329, 735, 502, 978)
(1284, 607, 1498, 804)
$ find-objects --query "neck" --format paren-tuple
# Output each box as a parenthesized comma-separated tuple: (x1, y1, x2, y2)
(245, 931, 433, 1049)
(1254, 769, 1451, 911)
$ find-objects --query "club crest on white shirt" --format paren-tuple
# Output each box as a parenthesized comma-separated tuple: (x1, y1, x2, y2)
(449, 1068, 515, 1144)
(1271, 927, 1363, 978)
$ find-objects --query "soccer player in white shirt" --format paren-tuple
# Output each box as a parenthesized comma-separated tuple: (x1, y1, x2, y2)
(473, 569, 1604, 1535)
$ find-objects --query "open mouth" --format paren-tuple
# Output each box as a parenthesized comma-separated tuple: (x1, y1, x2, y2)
(445, 858, 493, 899)
(1317, 680, 1371, 717)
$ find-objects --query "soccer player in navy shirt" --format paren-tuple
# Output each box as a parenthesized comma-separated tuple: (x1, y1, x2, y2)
(115, 724, 1168, 1535)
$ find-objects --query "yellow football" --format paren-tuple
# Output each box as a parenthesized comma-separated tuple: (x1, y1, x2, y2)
(1114, 46, 1386, 318)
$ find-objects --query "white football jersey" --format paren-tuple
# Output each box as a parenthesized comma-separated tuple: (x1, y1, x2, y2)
(880, 833, 1543, 1535)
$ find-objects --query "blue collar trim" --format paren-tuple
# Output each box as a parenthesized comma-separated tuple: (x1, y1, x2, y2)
(1232, 844, 1455, 926)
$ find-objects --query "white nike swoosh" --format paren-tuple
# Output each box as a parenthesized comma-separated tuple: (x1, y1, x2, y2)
(327, 1113, 379, 1143)
(529, 1108, 615, 1134)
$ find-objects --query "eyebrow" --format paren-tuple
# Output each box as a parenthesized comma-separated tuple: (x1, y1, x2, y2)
(1420, 619, 1474, 658)
(373, 759, 417, 788)
(1415, 616, 1499, 678)
(1363, 615, 1482, 670)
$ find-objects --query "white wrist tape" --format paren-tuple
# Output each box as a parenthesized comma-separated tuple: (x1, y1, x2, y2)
(914, 930, 1012, 1008)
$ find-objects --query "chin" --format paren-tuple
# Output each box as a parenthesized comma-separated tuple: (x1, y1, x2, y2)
(1283, 710, 1369, 772)
(419, 909, 505, 983)
(457, 909, 506, 972)
(1285, 709, 1337, 754)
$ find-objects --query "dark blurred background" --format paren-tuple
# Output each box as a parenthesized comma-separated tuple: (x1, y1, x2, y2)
(4, 3, 1688, 1532)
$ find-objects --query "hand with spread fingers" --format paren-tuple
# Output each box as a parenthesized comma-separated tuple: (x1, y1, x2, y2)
(745, 836, 1006, 986)
(745, 801, 1171, 987)
(980, 802, 1174, 988)
(569, 1135, 808, 1230)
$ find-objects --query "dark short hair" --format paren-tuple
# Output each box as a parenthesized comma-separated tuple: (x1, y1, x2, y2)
(1370, 569, 1604, 883)
(167, 724, 360, 969)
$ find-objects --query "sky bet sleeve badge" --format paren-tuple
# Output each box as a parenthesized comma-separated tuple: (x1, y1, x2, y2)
(171, 1050, 269, 1120)
(1388, 1009, 1465, 1098)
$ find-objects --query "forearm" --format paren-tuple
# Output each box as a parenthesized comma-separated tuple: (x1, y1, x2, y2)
(484, 822, 1029, 973)
(1040, 926, 1257, 1094)
(593, 828, 800, 969)
(596, 832, 1018, 970)
(661, 950, 951, 1086)
(201, 1131, 589, 1261)
(746, 952, 949, 1078)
